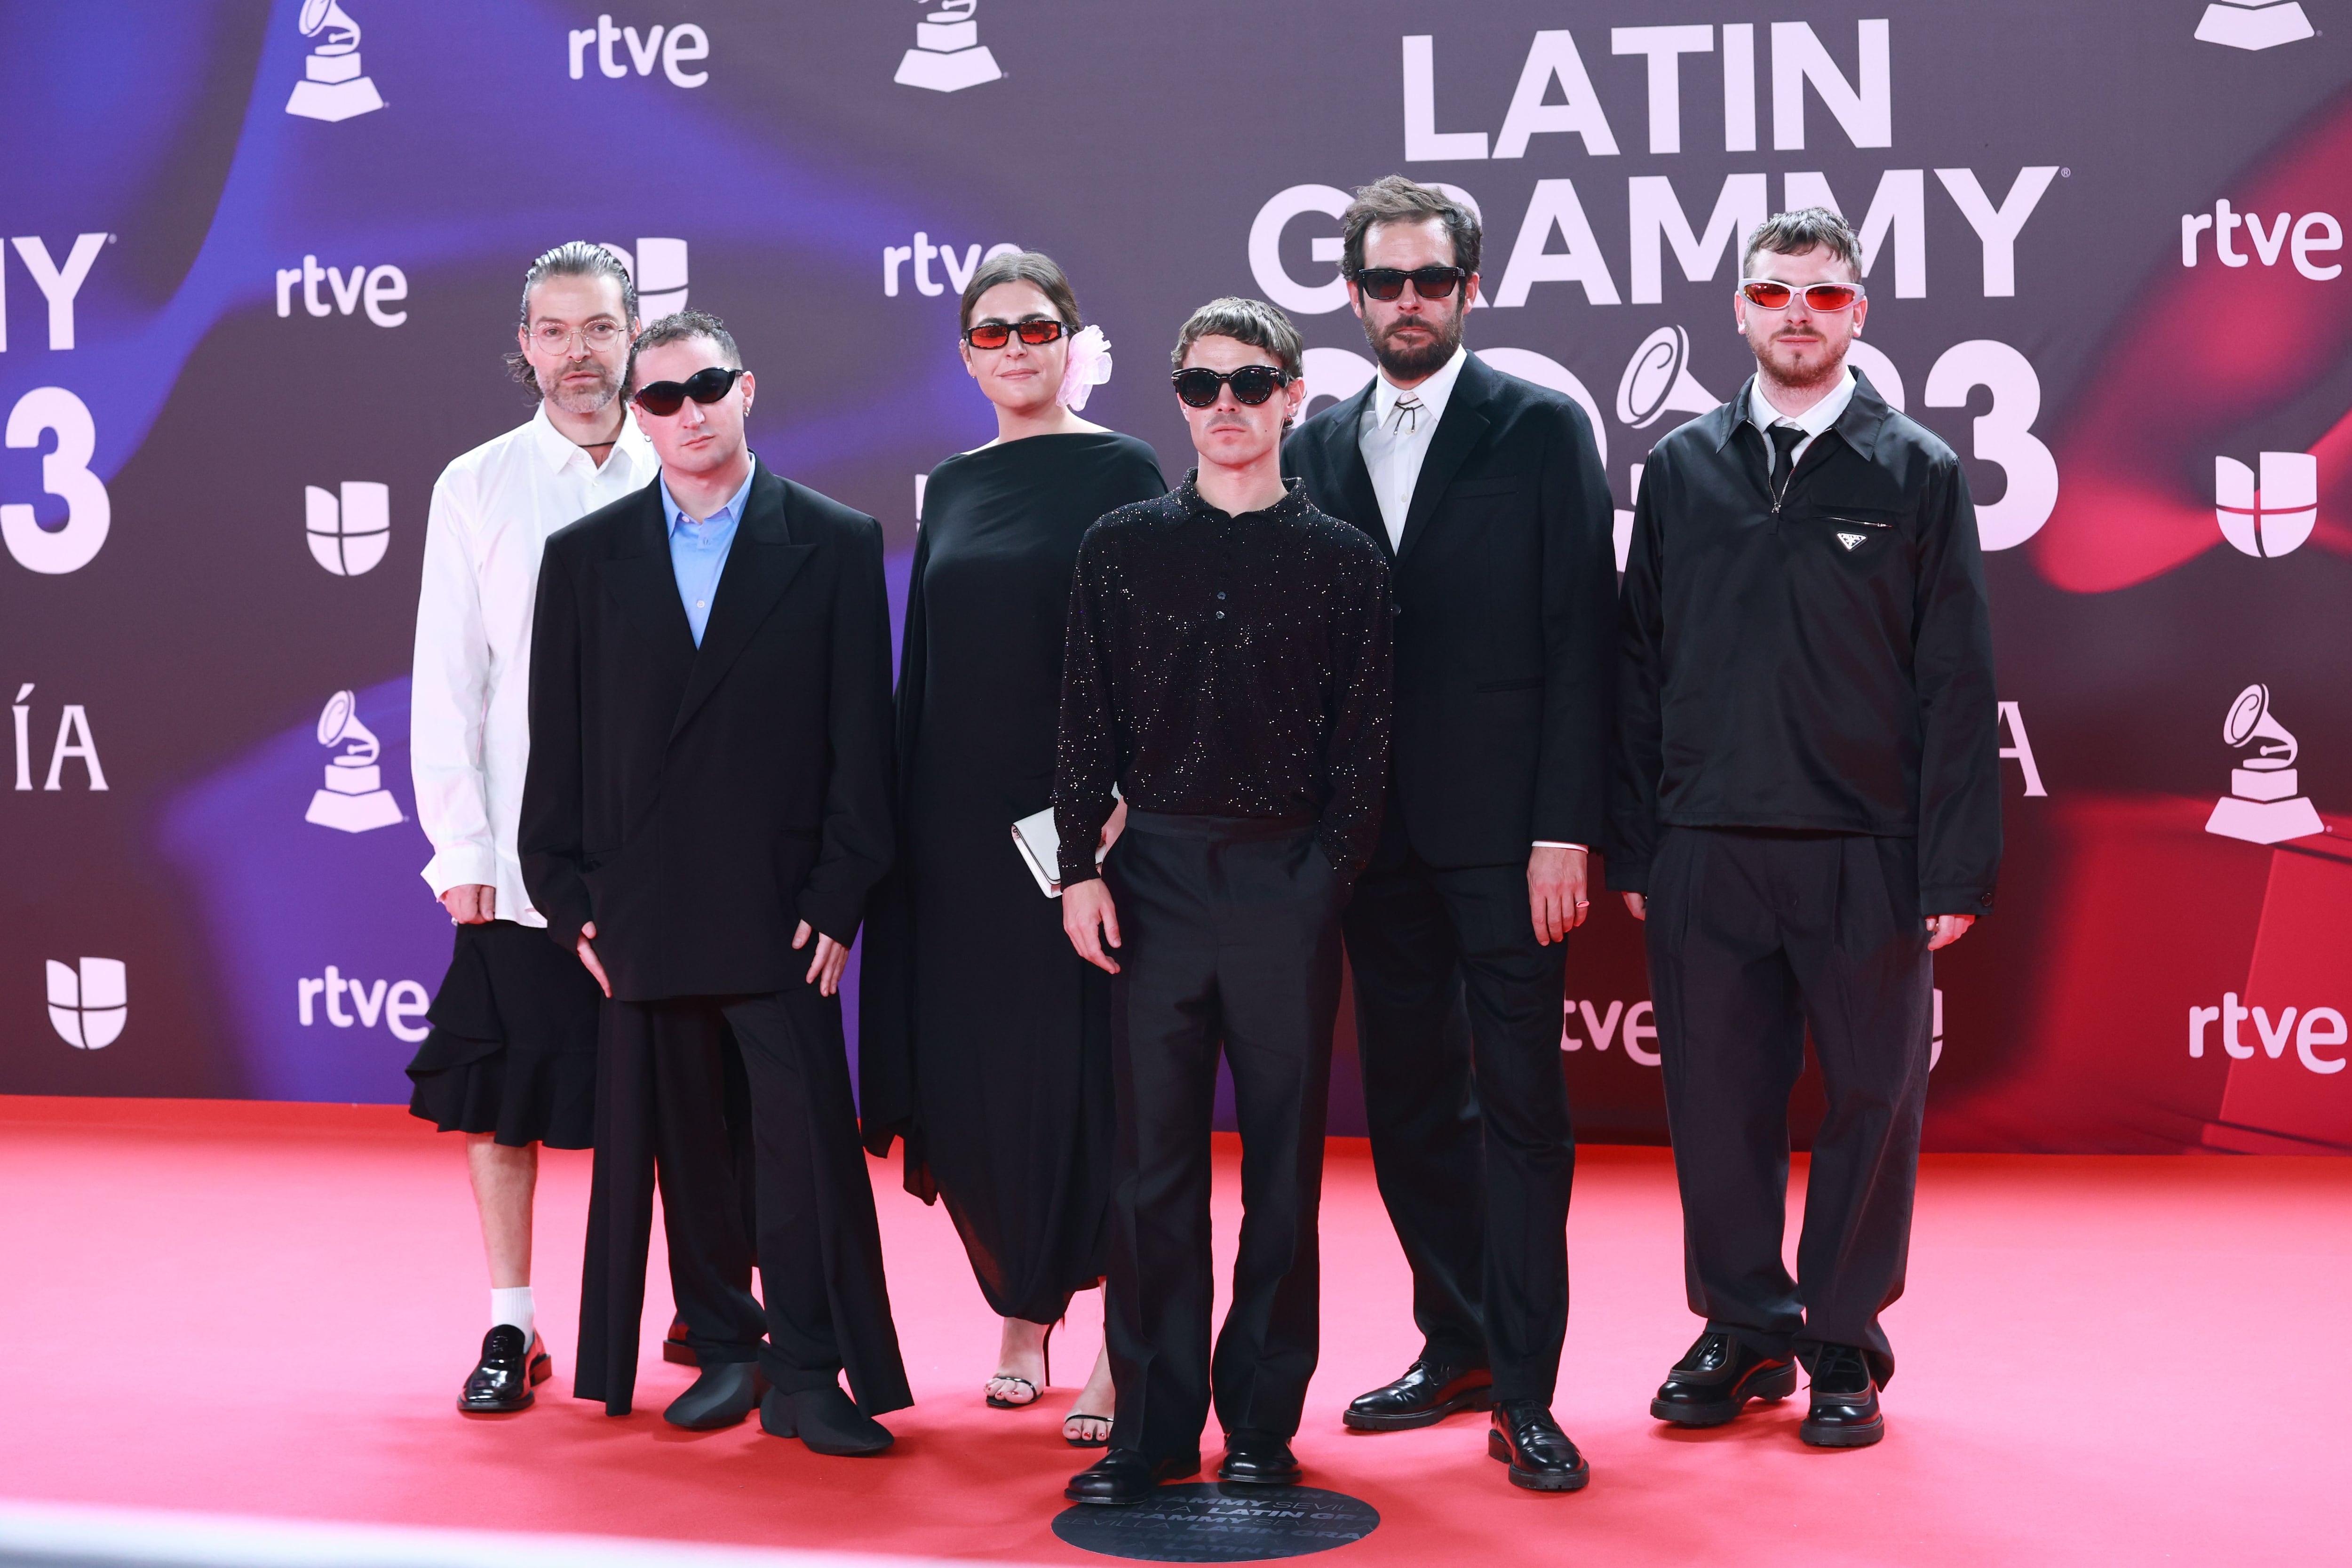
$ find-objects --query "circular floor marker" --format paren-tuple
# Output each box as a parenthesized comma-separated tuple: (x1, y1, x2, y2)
(1052, 1483, 1379, 1562)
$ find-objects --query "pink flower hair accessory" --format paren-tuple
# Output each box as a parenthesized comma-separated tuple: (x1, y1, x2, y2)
(1057, 324, 1113, 411)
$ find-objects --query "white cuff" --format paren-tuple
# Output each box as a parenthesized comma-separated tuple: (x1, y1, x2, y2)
(421, 845, 498, 898)
(1533, 841, 1589, 852)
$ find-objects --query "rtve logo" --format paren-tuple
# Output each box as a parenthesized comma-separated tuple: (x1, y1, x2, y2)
(2195, 1, 2316, 50)
(2, 234, 112, 575)
(2180, 199, 2342, 280)
(274, 256, 408, 326)
(2215, 451, 2317, 558)
(306, 481, 389, 576)
(883, 233, 1019, 298)
(286, 0, 384, 122)
(568, 16, 711, 87)
(47, 957, 125, 1050)
(1568, 991, 1948, 1067)
(2189, 995, 2345, 1074)
(11, 684, 106, 791)
(296, 965, 431, 1043)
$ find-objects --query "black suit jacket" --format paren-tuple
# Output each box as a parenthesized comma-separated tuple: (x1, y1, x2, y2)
(520, 460, 895, 1002)
(1284, 351, 1617, 867)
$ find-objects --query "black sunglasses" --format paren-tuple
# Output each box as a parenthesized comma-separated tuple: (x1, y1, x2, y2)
(632, 365, 747, 416)
(1351, 266, 1470, 301)
(1172, 365, 1293, 408)
(964, 318, 1071, 350)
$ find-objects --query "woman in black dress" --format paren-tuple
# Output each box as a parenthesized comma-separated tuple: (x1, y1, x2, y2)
(861, 251, 1164, 1444)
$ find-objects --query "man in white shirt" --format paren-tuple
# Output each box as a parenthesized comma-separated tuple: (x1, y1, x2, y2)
(406, 242, 658, 1415)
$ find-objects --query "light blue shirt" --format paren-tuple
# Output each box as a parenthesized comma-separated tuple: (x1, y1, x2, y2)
(660, 463, 755, 646)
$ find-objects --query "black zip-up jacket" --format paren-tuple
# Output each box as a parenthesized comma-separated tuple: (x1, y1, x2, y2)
(1611, 372, 2000, 916)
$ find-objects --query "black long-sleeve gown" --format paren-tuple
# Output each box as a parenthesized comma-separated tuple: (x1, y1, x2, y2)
(860, 430, 1165, 1324)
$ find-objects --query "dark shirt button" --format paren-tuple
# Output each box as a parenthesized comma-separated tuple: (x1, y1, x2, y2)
(1215, 610, 1226, 620)
(1216, 591, 1227, 600)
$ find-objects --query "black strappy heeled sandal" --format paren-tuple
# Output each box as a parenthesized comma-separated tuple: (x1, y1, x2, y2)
(985, 1321, 1053, 1409)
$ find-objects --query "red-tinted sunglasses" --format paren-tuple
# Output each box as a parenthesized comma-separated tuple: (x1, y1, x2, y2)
(1739, 279, 1865, 311)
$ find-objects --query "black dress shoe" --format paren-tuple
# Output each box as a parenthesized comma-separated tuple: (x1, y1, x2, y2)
(760, 1384, 894, 1455)
(458, 1325, 551, 1414)
(1217, 1429, 1303, 1486)
(1487, 1401, 1590, 1492)
(662, 1314, 698, 1367)
(1343, 1358, 1495, 1432)
(1064, 1447, 1203, 1506)
(1798, 1345, 1884, 1449)
(1650, 1331, 1798, 1426)
(662, 1361, 767, 1430)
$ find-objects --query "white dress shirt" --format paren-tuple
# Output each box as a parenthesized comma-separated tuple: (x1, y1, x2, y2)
(1359, 344, 1585, 859)
(1748, 366, 1856, 474)
(412, 404, 656, 924)
(1357, 343, 1471, 552)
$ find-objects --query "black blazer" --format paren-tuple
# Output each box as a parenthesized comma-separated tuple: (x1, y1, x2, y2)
(519, 460, 895, 1002)
(1285, 351, 1617, 867)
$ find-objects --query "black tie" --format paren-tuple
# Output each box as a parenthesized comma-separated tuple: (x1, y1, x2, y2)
(1767, 425, 1806, 509)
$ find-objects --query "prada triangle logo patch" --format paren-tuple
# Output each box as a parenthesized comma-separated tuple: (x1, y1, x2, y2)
(1836, 531, 1868, 551)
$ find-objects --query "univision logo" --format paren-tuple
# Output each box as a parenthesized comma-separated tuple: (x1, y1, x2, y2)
(307, 482, 389, 575)
(2215, 452, 2316, 558)
(47, 957, 126, 1050)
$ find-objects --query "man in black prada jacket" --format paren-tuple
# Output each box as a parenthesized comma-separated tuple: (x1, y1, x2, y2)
(521, 311, 910, 1455)
(1285, 177, 1615, 1493)
(1613, 210, 1998, 1451)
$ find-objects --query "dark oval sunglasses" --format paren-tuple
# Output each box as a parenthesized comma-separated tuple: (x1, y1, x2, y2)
(964, 318, 1072, 350)
(1172, 365, 1293, 408)
(1351, 266, 1469, 301)
(632, 364, 747, 416)
(1739, 279, 1865, 311)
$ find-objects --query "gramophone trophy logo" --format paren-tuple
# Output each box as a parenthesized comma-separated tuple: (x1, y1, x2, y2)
(305, 690, 405, 834)
(286, 0, 385, 122)
(895, 0, 1001, 93)
(2204, 683, 2325, 845)
(1616, 326, 1718, 431)
(2194, 1, 2316, 51)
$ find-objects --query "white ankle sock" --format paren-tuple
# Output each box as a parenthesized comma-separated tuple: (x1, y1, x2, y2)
(491, 1286, 535, 1345)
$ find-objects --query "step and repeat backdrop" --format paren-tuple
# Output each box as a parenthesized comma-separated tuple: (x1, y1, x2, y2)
(3, 0, 2348, 1152)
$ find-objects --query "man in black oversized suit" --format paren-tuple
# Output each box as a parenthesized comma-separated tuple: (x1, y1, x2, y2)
(520, 310, 910, 1455)
(1285, 177, 1616, 1493)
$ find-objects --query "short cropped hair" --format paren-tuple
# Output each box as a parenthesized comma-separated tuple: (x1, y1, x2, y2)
(505, 241, 638, 392)
(1742, 207, 1863, 280)
(1170, 296, 1303, 380)
(626, 310, 741, 397)
(1340, 175, 1482, 279)
(959, 248, 1082, 333)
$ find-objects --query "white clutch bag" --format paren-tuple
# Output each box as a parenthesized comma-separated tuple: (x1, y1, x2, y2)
(1011, 802, 1111, 899)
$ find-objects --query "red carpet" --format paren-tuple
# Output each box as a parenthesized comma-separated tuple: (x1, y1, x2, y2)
(0, 1096, 2343, 1565)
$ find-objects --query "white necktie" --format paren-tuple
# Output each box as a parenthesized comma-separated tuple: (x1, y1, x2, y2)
(1390, 395, 1423, 436)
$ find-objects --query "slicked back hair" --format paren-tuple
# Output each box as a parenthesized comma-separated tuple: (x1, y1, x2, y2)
(1742, 207, 1863, 281)
(505, 241, 637, 393)
(626, 310, 741, 398)
(1340, 175, 1482, 279)
(1170, 296, 1303, 380)
(959, 249, 1082, 333)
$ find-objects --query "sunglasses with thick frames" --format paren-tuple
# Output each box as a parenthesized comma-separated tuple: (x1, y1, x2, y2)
(963, 318, 1072, 350)
(1351, 266, 1470, 301)
(1171, 365, 1293, 408)
(632, 364, 748, 416)
(1739, 279, 1866, 311)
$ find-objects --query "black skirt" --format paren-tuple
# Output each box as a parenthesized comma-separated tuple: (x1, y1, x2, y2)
(405, 919, 601, 1150)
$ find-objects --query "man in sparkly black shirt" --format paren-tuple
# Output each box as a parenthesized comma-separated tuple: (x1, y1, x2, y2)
(1055, 297, 1392, 1507)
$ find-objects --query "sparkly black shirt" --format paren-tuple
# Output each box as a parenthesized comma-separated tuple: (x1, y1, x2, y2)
(1054, 472, 1393, 883)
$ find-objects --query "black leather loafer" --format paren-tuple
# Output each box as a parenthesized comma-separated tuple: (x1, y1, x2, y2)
(760, 1384, 894, 1456)
(1343, 1358, 1495, 1432)
(1488, 1401, 1590, 1492)
(1798, 1345, 1884, 1448)
(1065, 1447, 1203, 1505)
(662, 1314, 698, 1367)
(1217, 1429, 1303, 1486)
(662, 1361, 767, 1430)
(1650, 1331, 1798, 1426)
(458, 1325, 551, 1414)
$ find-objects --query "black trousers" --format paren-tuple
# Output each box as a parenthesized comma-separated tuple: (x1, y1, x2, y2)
(1343, 842, 1574, 1404)
(1103, 814, 1344, 1459)
(1643, 827, 1932, 1387)
(576, 989, 914, 1417)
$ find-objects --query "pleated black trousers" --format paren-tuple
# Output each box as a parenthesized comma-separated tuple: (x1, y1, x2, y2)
(1343, 844, 1575, 1404)
(1643, 827, 1933, 1387)
(576, 989, 914, 1416)
(1103, 814, 1344, 1459)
